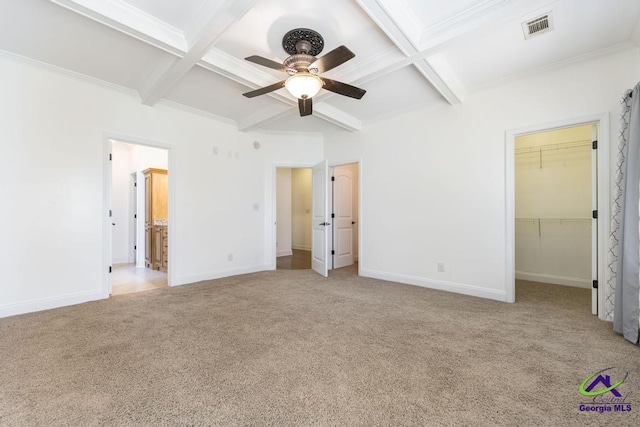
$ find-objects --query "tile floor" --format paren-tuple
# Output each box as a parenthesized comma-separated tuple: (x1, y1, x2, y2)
(111, 263, 167, 295)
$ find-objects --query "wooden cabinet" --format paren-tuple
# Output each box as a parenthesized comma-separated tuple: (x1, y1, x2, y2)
(143, 168, 168, 271)
(161, 225, 168, 272)
(154, 225, 168, 273)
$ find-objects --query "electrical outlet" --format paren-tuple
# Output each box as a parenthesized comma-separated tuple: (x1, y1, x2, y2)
(228, 253, 233, 261)
(437, 262, 445, 272)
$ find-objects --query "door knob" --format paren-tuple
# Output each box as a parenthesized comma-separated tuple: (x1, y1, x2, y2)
(320, 222, 331, 226)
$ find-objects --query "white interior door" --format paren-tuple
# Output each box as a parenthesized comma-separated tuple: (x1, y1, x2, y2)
(333, 167, 354, 269)
(312, 160, 330, 277)
(591, 124, 598, 315)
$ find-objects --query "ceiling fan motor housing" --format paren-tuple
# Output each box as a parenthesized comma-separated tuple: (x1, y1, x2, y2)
(284, 54, 318, 74)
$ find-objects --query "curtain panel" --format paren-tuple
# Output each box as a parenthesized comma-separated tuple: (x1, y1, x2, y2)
(610, 83, 640, 344)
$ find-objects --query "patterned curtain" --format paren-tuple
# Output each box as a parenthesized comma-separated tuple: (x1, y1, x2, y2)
(609, 83, 640, 344)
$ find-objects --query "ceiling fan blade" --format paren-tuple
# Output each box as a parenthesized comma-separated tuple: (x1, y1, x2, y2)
(320, 78, 366, 99)
(298, 97, 313, 116)
(242, 80, 286, 98)
(245, 55, 290, 72)
(310, 45, 355, 74)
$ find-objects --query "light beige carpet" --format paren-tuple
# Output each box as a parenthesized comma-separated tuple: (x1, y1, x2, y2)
(0, 267, 638, 426)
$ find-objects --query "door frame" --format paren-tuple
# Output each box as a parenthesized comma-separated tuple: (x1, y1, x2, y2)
(330, 159, 362, 276)
(129, 172, 137, 264)
(102, 133, 175, 297)
(505, 113, 609, 319)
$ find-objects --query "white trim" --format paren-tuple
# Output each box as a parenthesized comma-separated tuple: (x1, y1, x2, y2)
(420, 0, 512, 44)
(158, 98, 237, 127)
(139, 0, 259, 106)
(51, 0, 187, 54)
(473, 41, 637, 93)
(0, 49, 138, 97)
(313, 104, 363, 132)
(360, 268, 508, 302)
(277, 250, 294, 257)
(174, 264, 267, 286)
(251, 129, 324, 139)
(515, 272, 591, 289)
(291, 245, 311, 252)
(354, 0, 463, 105)
(505, 113, 610, 317)
(0, 290, 106, 319)
(0, 49, 240, 129)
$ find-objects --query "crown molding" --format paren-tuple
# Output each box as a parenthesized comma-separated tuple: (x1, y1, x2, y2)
(157, 99, 238, 126)
(237, 105, 294, 132)
(0, 48, 138, 97)
(0, 49, 239, 129)
(50, 0, 187, 54)
(471, 41, 638, 94)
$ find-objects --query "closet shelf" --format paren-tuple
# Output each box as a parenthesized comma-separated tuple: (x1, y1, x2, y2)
(514, 139, 591, 155)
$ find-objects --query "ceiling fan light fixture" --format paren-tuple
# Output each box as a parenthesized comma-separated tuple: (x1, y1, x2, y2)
(285, 73, 323, 99)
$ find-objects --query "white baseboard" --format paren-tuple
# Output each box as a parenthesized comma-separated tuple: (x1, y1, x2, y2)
(292, 245, 311, 251)
(0, 290, 107, 318)
(174, 264, 268, 286)
(277, 250, 293, 257)
(360, 268, 508, 302)
(515, 271, 591, 288)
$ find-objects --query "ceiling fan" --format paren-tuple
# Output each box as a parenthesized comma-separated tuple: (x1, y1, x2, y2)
(242, 28, 366, 117)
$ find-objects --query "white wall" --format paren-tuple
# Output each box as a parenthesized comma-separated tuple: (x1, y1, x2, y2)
(324, 47, 640, 302)
(515, 125, 593, 288)
(291, 168, 312, 251)
(276, 168, 292, 257)
(0, 55, 323, 317)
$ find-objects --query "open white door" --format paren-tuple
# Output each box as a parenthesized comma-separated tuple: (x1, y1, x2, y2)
(591, 124, 598, 315)
(312, 160, 330, 277)
(333, 166, 354, 269)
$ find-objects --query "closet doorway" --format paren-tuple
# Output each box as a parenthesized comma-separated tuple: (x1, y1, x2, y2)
(109, 139, 169, 295)
(513, 123, 598, 313)
(276, 168, 312, 270)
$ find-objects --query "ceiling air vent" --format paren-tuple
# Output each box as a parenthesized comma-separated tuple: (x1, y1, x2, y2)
(522, 12, 553, 39)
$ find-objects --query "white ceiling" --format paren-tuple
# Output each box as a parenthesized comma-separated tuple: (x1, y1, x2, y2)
(1, 0, 639, 134)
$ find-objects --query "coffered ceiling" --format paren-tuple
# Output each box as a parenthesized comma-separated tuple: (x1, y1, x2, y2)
(1, 0, 639, 134)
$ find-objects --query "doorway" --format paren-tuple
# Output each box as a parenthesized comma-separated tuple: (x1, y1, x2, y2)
(514, 125, 594, 310)
(506, 114, 609, 318)
(276, 167, 312, 270)
(108, 139, 170, 295)
(273, 162, 361, 274)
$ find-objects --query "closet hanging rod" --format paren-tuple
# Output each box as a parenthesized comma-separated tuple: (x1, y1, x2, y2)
(515, 217, 591, 222)
(514, 139, 591, 155)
